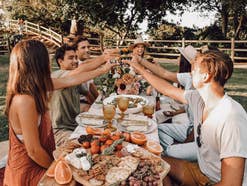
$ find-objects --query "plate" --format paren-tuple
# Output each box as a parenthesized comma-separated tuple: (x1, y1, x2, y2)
(75, 112, 107, 128)
(103, 94, 148, 114)
(117, 118, 157, 134)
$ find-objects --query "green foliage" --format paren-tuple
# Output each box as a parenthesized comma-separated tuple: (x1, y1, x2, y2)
(147, 21, 197, 40)
(192, 0, 247, 39)
(7, 0, 190, 40)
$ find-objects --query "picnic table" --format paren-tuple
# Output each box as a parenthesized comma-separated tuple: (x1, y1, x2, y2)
(39, 94, 171, 186)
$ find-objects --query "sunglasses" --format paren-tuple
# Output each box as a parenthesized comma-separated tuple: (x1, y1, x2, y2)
(196, 123, 202, 148)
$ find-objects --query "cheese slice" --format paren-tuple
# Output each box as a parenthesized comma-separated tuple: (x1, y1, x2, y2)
(105, 167, 131, 184)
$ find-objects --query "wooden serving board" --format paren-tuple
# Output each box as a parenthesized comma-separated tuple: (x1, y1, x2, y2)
(39, 141, 170, 186)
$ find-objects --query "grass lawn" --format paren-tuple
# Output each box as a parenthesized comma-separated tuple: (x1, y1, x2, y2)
(0, 55, 246, 142)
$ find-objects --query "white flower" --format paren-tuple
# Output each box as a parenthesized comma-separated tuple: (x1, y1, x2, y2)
(113, 73, 121, 79)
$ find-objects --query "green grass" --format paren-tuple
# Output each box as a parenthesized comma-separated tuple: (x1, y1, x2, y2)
(0, 55, 246, 142)
(0, 55, 9, 141)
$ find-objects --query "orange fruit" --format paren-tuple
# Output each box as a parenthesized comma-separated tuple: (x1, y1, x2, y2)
(102, 129, 111, 136)
(82, 141, 90, 149)
(54, 160, 72, 185)
(130, 132, 147, 145)
(86, 126, 102, 135)
(90, 145, 100, 154)
(111, 135, 120, 141)
(146, 141, 163, 155)
(123, 132, 130, 142)
(105, 139, 114, 145)
(46, 160, 57, 177)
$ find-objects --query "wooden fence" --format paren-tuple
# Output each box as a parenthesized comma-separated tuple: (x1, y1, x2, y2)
(89, 38, 247, 62)
(1, 19, 247, 62)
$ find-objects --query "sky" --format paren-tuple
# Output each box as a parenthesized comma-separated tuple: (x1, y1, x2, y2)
(140, 9, 217, 39)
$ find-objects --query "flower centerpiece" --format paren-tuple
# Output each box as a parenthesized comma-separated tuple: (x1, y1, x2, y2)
(97, 65, 149, 98)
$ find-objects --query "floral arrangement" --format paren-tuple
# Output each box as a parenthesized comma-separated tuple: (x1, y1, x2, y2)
(96, 65, 149, 98)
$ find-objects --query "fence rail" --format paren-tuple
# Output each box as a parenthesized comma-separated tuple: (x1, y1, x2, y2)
(1, 20, 247, 62)
(88, 37, 247, 62)
(1, 19, 63, 47)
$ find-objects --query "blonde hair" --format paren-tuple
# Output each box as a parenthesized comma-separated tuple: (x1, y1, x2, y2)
(198, 50, 233, 86)
(5, 40, 54, 116)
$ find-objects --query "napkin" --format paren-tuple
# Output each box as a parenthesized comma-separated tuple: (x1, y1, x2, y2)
(155, 109, 172, 124)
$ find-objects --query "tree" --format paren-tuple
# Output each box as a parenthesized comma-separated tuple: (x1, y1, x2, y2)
(192, 0, 247, 39)
(8, 0, 191, 45)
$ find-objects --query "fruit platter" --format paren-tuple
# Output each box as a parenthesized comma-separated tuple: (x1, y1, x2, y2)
(39, 128, 170, 186)
(103, 94, 148, 114)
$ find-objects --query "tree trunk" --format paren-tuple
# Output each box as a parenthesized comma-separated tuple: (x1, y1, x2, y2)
(221, 9, 228, 38)
(220, 1, 229, 38)
(235, 15, 244, 39)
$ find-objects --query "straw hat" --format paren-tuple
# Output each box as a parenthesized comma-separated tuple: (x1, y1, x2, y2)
(129, 37, 150, 50)
(177, 45, 197, 63)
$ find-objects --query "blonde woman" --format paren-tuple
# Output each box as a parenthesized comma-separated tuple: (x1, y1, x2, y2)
(3, 40, 117, 185)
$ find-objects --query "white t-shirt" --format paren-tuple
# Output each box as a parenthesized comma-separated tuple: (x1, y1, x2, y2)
(177, 72, 193, 90)
(185, 90, 247, 184)
(177, 73, 194, 128)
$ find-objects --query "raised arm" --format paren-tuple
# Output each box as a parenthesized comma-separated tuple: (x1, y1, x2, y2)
(140, 59, 178, 83)
(17, 95, 53, 168)
(124, 56, 187, 104)
(52, 61, 116, 90)
(69, 48, 119, 75)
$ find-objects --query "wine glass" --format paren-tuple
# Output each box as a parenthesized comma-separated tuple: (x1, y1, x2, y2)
(103, 104, 116, 131)
(142, 104, 155, 118)
(117, 96, 129, 119)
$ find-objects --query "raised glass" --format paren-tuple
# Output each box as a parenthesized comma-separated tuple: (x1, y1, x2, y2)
(117, 96, 129, 119)
(103, 104, 116, 131)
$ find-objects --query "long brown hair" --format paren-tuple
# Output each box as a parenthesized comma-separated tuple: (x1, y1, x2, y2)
(5, 40, 54, 116)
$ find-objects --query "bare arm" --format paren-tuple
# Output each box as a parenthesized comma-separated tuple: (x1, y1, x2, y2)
(69, 48, 120, 75)
(140, 59, 178, 83)
(89, 83, 99, 100)
(16, 95, 53, 169)
(214, 157, 245, 186)
(124, 57, 187, 104)
(52, 61, 116, 90)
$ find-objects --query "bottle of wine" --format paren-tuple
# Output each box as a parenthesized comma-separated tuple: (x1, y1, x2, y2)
(155, 94, 161, 111)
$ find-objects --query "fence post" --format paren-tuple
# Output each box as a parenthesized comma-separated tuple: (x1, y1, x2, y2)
(231, 37, 235, 62)
(25, 21, 27, 33)
(49, 28, 52, 39)
(182, 38, 185, 48)
(38, 24, 41, 37)
(61, 35, 64, 45)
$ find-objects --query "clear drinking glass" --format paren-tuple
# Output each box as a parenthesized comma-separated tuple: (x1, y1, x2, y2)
(117, 96, 129, 119)
(103, 104, 116, 131)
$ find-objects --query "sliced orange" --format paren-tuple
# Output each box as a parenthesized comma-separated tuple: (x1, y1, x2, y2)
(54, 160, 72, 185)
(85, 126, 102, 135)
(130, 132, 147, 145)
(146, 141, 163, 155)
(46, 160, 57, 177)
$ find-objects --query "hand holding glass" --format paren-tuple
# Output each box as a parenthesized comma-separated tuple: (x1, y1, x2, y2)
(103, 104, 116, 131)
(117, 97, 129, 119)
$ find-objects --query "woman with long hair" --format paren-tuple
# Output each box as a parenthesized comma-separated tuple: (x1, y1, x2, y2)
(3, 39, 116, 185)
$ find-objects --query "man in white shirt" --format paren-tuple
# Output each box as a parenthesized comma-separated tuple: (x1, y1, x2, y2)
(125, 50, 247, 186)
(75, 37, 99, 111)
